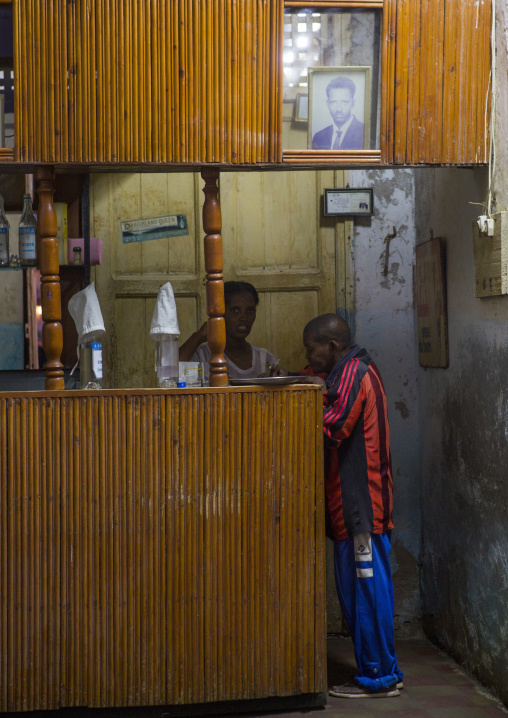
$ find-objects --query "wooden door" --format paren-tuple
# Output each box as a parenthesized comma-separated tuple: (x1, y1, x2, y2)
(220, 169, 351, 372)
(91, 173, 205, 388)
(90, 170, 351, 387)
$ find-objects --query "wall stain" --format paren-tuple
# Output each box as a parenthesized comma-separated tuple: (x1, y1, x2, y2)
(395, 400, 410, 419)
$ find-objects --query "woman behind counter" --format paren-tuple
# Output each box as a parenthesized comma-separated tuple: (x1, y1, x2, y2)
(179, 281, 278, 381)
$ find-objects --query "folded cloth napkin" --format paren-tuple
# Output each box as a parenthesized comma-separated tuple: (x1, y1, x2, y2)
(68, 281, 106, 374)
(150, 281, 180, 338)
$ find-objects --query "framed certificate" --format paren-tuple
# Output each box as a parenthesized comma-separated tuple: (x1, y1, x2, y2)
(323, 188, 373, 217)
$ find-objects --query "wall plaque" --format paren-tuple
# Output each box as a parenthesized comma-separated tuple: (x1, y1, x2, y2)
(415, 237, 449, 368)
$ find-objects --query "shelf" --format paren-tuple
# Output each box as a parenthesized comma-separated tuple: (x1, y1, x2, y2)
(0, 264, 85, 270)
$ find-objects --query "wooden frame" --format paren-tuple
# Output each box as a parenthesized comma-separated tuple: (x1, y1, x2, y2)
(282, 1, 382, 165)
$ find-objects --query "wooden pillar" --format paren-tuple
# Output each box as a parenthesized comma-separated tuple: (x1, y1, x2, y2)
(35, 166, 64, 390)
(201, 167, 227, 387)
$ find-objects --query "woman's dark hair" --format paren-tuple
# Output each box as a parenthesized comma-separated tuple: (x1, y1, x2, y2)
(224, 281, 259, 306)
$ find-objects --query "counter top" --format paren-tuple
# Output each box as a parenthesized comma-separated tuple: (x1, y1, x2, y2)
(0, 383, 321, 399)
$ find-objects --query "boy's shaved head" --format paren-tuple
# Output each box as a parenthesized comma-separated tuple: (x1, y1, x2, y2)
(303, 313, 351, 351)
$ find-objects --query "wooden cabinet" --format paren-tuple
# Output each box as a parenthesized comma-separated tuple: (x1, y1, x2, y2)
(5, 0, 492, 169)
(0, 385, 327, 713)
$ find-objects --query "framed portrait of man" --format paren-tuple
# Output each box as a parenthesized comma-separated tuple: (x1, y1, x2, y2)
(308, 66, 371, 151)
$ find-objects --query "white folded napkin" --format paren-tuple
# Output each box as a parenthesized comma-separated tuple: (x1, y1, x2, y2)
(150, 281, 180, 338)
(68, 281, 106, 373)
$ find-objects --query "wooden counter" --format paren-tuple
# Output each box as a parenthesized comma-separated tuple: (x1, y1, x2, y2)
(0, 384, 326, 712)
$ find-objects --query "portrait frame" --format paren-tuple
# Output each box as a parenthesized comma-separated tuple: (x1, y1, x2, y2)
(323, 188, 374, 217)
(308, 66, 372, 151)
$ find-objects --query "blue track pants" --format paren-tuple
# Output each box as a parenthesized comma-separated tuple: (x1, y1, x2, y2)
(334, 531, 404, 692)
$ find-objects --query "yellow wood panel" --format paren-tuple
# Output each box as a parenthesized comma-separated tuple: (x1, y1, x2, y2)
(91, 172, 205, 388)
(222, 171, 321, 270)
(221, 168, 344, 373)
(0, 388, 326, 711)
(249, 290, 320, 371)
(113, 295, 198, 389)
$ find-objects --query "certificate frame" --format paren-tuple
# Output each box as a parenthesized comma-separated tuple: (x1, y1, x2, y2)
(323, 188, 374, 217)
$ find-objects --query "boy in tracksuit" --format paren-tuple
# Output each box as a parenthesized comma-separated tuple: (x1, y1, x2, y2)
(302, 313, 404, 699)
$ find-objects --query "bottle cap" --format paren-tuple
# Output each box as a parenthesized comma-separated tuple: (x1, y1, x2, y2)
(177, 381, 186, 388)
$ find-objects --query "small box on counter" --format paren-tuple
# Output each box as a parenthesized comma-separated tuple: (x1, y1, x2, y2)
(67, 237, 103, 265)
(179, 362, 204, 387)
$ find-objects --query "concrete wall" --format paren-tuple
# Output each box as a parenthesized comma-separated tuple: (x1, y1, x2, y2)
(349, 151, 508, 705)
(414, 165, 508, 705)
(349, 168, 422, 636)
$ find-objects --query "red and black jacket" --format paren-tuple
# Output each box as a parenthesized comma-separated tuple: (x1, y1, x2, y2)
(323, 345, 394, 541)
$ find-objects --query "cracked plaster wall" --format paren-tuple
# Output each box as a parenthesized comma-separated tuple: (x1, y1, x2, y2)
(349, 168, 421, 636)
(415, 164, 508, 706)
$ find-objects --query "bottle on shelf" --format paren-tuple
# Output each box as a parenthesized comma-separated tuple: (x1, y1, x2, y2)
(19, 193, 38, 266)
(0, 194, 9, 266)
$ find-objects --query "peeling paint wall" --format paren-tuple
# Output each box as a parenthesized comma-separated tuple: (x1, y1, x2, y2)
(349, 168, 422, 636)
(415, 165, 508, 706)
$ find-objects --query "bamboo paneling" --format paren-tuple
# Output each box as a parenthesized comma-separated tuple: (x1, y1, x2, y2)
(0, 386, 326, 712)
(381, 0, 492, 164)
(14, 0, 282, 165)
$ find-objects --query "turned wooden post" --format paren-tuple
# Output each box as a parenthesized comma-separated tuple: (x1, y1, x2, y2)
(201, 167, 227, 387)
(35, 166, 65, 390)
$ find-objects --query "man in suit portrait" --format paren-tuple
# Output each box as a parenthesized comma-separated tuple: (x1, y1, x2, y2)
(312, 76, 365, 150)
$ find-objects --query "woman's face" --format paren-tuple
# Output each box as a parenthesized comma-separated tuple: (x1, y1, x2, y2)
(224, 292, 257, 340)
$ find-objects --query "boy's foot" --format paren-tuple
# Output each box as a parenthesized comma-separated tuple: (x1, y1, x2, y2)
(329, 682, 400, 698)
(349, 673, 404, 690)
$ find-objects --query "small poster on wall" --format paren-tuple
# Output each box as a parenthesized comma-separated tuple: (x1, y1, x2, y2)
(121, 214, 188, 243)
(415, 237, 449, 368)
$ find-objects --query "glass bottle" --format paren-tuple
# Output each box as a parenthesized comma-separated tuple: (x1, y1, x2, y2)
(19, 193, 38, 266)
(0, 194, 9, 266)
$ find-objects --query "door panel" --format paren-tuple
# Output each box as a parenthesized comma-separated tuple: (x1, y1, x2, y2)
(248, 290, 320, 371)
(91, 172, 205, 388)
(221, 170, 343, 371)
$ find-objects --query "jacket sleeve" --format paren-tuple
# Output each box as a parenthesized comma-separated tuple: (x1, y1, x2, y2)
(323, 359, 365, 445)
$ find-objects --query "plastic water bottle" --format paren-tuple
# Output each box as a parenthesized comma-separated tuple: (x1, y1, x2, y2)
(155, 334, 179, 388)
(0, 194, 9, 266)
(80, 337, 103, 389)
(19, 194, 37, 266)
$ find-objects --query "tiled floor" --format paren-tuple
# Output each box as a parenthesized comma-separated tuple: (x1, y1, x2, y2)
(214, 635, 508, 718)
(2, 636, 506, 718)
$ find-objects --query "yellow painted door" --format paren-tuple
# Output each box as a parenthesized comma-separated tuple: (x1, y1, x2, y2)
(90, 170, 351, 387)
(220, 169, 352, 372)
(90, 172, 205, 388)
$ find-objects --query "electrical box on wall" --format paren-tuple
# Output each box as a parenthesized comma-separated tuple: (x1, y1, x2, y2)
(472, 212, 508, 297)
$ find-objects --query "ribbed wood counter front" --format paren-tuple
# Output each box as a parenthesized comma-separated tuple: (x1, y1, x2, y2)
(0, 385, 326, 713)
